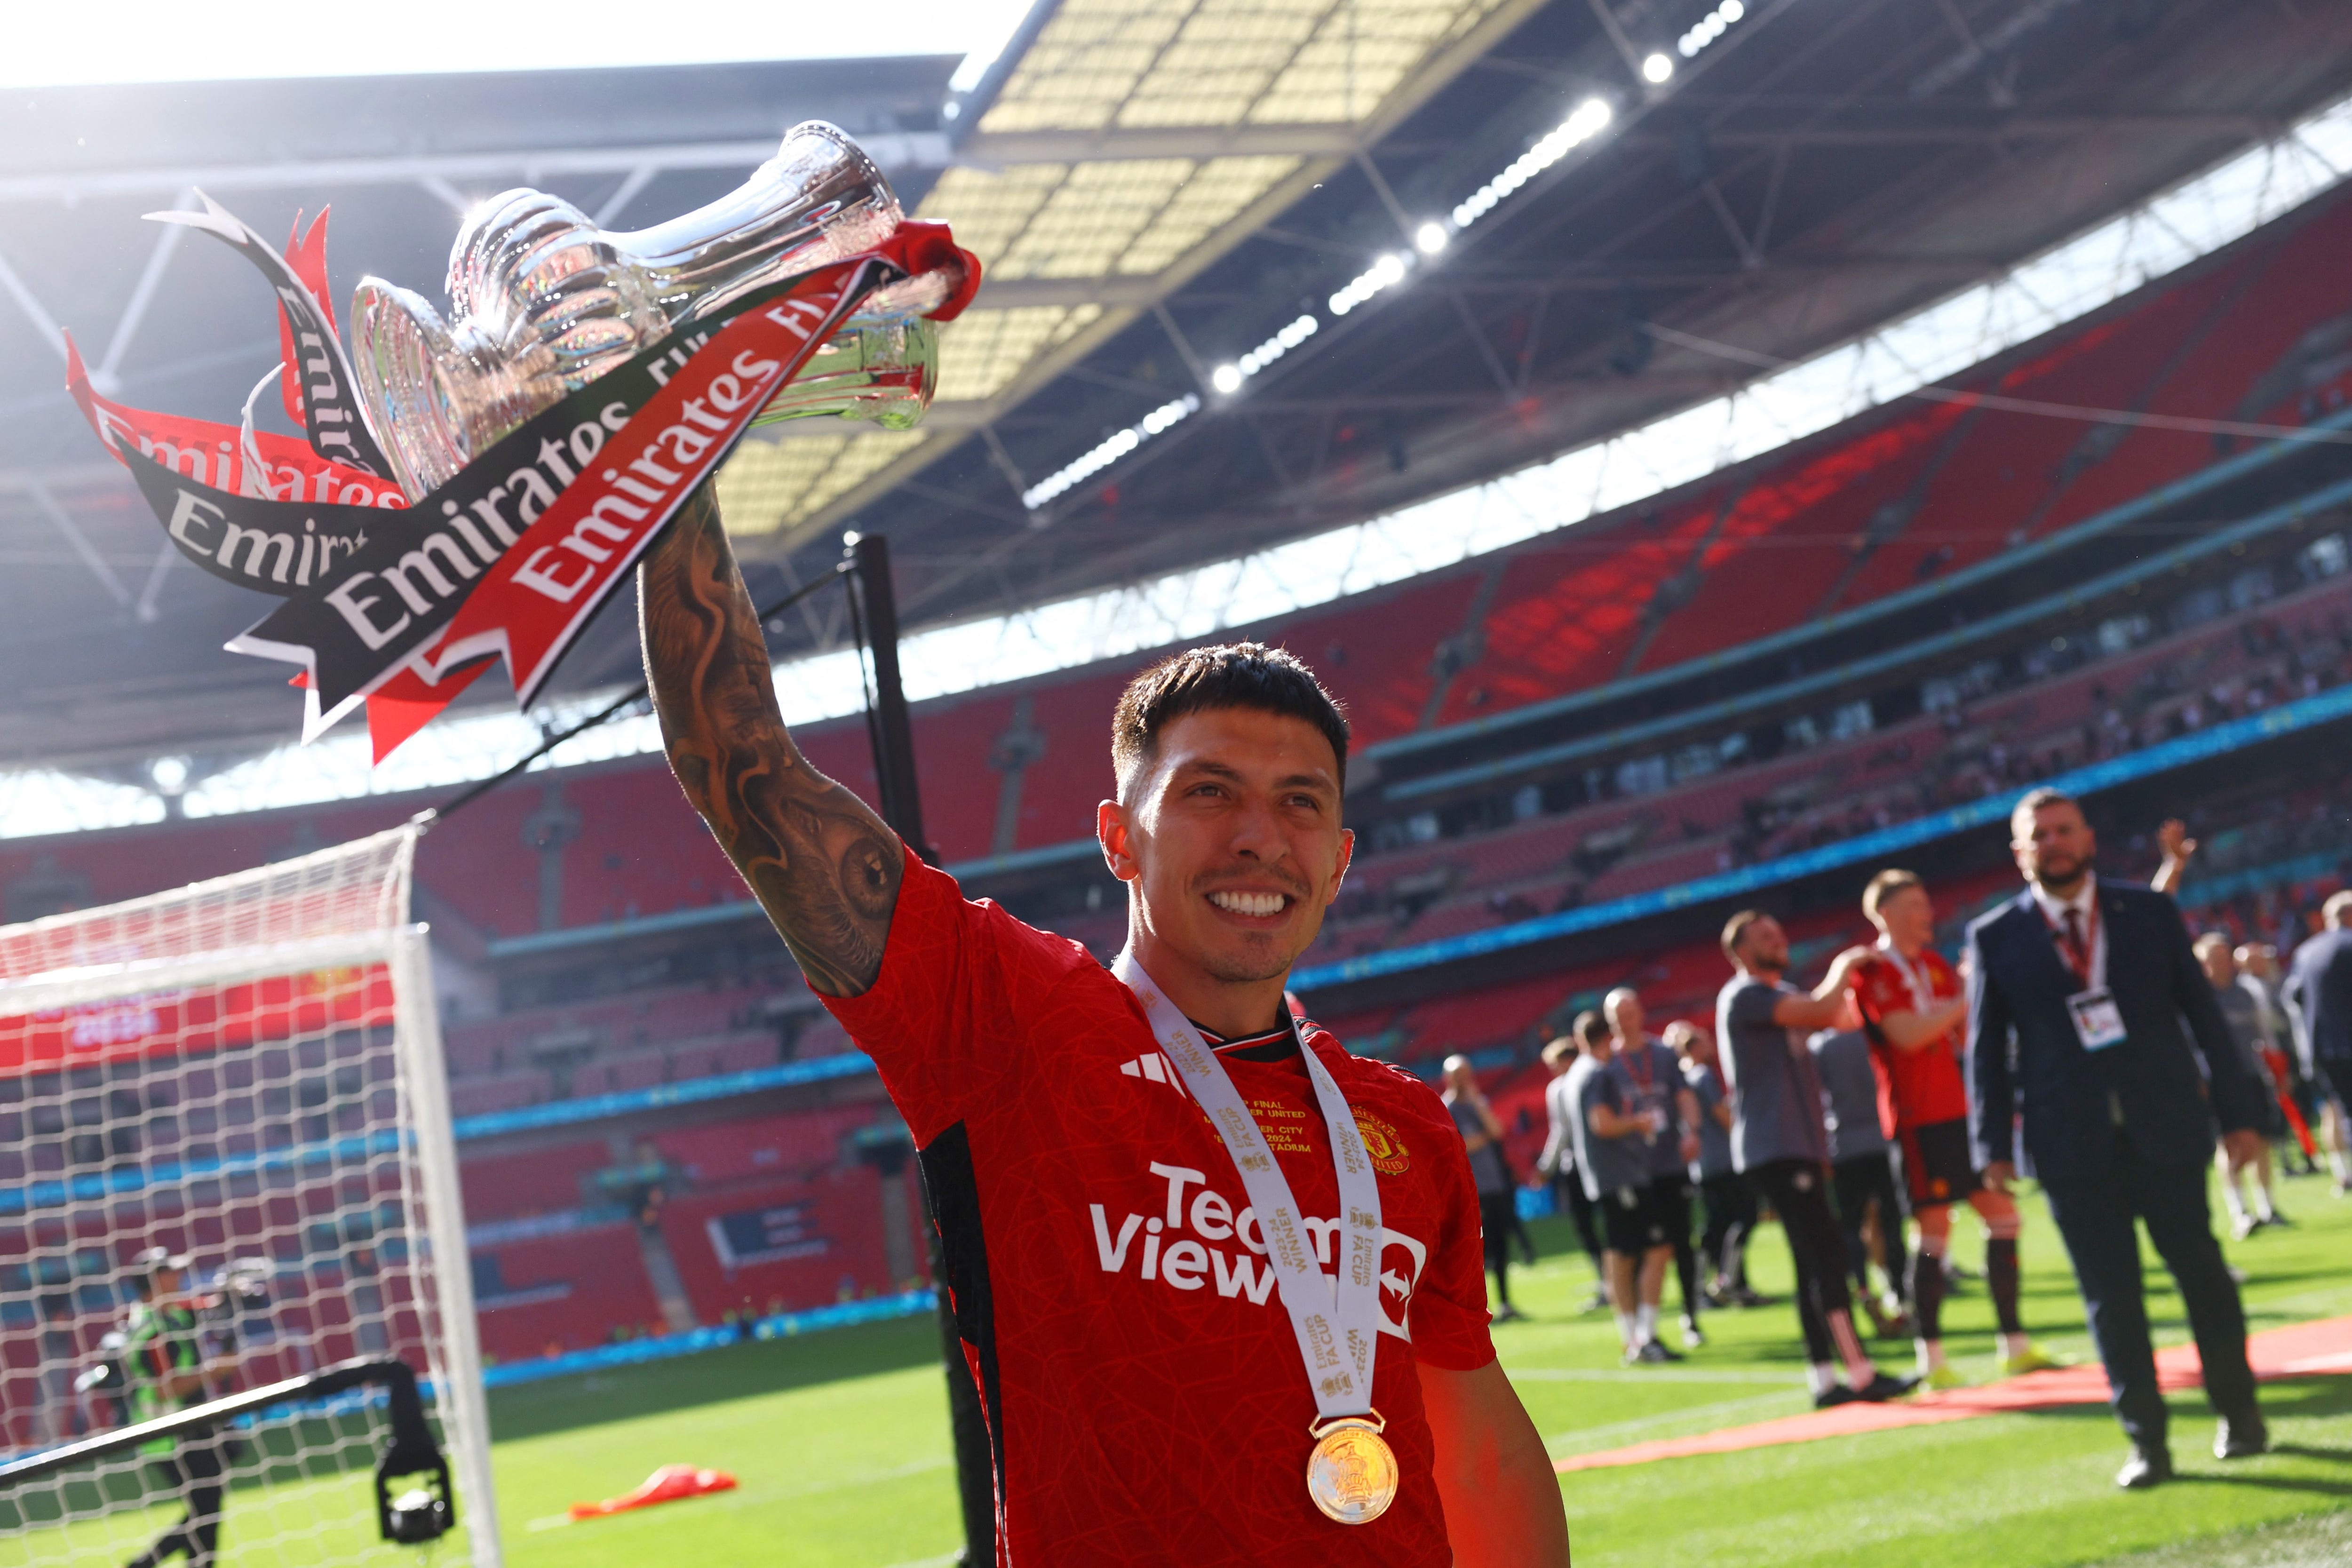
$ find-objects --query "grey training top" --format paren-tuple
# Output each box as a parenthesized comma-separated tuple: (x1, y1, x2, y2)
(1683, 1060, 1733, 1179)
(1540, 1071, 1578, 1178)
(2211, 981, 2272, 1086)
(1449, 1096, 1514, 1195)
(1565, 1054, 1651, 1199)
(1611, 1038, 1688, 1181)
(1717, 975, 1831, 1171)
(1808, 1027, 1887, 1163)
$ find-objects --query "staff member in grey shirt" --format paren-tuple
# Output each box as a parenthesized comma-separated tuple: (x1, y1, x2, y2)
(1538, 1033, 1610, 1308)
(2280, 891, 2352, 1194)
(1565, 1011, 1681, 1364)
(1812, 1026, 1909, 1337)
(1607, 987, 1705, 1349)
(1718, 909, 1912, 1408)
(1443, 1054, 1525, 1323)
(2197, 935, 2287, 1238)
(1673, 1021, 1761, 1306)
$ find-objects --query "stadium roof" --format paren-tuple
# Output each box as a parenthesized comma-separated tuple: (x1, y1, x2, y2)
(711, 0, 1546, 544)
(1, 0, 2350, 828)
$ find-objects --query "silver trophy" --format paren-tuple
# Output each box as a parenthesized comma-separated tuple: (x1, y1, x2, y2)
(350, 120, 948, 499)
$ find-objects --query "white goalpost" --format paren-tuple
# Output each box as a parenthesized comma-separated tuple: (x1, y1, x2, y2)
(0, 823, 499, 1567)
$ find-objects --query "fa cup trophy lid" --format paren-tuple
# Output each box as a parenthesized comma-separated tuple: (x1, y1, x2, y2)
(350, 120, 926, 500)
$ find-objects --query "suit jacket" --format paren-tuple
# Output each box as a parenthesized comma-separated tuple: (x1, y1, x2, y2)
(2282, 926, 2352, 1076)
(1965, 880, 2268, 1187)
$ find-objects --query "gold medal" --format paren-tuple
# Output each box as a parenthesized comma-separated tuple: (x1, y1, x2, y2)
(1305, 1412, 1398, 1525)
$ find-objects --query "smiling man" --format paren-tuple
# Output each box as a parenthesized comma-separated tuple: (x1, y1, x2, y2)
(638, 491, 1567, 1567)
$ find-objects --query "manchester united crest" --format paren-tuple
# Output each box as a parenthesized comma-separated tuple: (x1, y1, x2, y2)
(1353, 1112, 1411, 1176)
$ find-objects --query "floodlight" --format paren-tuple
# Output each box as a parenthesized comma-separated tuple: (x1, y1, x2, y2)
(1642, 53, 1673, 83)
(1415, 221, 1450, 254)
(1212, 364, 1245, 394)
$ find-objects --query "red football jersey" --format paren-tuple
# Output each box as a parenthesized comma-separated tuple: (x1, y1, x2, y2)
(1848, 946, 1971, 1133)
(822, 852, 1493, 1568)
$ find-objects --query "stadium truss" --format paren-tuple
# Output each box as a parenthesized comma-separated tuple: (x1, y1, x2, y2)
(5, 76, 2349, 836)
(1, 0, 2350, 812)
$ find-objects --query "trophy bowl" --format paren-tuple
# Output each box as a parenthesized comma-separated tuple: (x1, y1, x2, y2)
(351, 120, 931, 499)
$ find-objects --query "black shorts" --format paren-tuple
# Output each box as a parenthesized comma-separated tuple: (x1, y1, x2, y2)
(1897, 1117, 1980, 1208)
(1600, 1181, 1672, 1255)
(1648, 1173, 1692, 1246)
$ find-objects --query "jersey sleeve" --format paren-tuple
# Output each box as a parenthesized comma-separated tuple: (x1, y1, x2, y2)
(1848, 959, 1904, 1031)
(817, 846, 1087, 1144)
(1402, 1094, 1500, 1371)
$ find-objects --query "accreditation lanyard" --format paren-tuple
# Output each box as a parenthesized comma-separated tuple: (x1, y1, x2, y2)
(2037, 887, 2108, 990)
(1113, 950, 1383, 1421)
(1617, 1039, 1667, 1135)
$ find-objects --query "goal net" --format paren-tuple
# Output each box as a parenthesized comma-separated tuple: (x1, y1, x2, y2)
(0, 823, 497, 1567)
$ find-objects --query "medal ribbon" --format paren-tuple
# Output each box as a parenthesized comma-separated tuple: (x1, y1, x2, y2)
(1876, 938, 1937, 1015)
(1112, 951, 1383, 1421)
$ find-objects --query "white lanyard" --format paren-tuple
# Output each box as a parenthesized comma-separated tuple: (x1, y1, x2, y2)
(1113, 950, 1383, 1421)
(1877, 939, 1938, 1014)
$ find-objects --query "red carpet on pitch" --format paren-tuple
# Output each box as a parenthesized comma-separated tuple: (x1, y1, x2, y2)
(1555, 1315, 2352, 1473)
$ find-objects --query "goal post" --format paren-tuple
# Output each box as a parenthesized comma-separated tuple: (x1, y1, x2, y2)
(0, 823, 499, 1567)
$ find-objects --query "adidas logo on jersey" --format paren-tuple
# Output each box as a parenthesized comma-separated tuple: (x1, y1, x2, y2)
(1119, 1051, 1179, 1086)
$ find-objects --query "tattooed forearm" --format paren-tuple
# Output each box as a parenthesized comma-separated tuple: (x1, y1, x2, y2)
(638, 486, 904, 995)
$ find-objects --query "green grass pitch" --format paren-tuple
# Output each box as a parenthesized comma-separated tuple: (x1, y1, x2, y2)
(19, 1174, 2351, 1566)
(485, 1174, 2352, 1568)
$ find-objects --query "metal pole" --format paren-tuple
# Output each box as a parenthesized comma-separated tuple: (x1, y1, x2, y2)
(849, 533, 991, 1566)
(392, 923, 503, 1567)
(850, 533, 933, 862)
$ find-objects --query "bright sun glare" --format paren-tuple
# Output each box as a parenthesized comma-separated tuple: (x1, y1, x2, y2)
(2, 0, 1036, 89)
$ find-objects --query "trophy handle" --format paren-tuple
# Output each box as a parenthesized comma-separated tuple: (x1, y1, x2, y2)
(616, 121, 903, 326)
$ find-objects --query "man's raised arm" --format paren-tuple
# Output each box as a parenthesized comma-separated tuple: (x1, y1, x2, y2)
(638, 487, 905, 996)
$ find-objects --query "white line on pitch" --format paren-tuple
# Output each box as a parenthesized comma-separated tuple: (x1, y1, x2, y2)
(1546, 1390, 1801, 1456)
(1508, 1366, 1804, 1384)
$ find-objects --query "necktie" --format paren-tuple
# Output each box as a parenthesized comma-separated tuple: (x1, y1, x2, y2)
(2062, 908, 2090, 986)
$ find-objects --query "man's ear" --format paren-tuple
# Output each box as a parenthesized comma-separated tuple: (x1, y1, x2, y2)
(1325, 827, 1355, 906)
(1099, 799, 1140, 884)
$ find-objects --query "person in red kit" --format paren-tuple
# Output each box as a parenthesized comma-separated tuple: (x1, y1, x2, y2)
(1843, 869, 2060, 1389)
(637, 488, 1567, 1568)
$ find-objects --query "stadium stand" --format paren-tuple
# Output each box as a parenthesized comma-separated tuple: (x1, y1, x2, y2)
(458, 1141, 614, 1224)
(656, 1161, 917, 1327)
(469, 1220, 666, 1361)
(15, 175, 2352, 1377)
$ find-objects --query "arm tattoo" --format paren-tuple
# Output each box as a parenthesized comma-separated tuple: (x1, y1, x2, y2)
(638, 486, 904, 996)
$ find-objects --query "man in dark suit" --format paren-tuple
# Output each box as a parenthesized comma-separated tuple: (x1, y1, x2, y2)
(1965, 788, 2271, 1490)
(2281, 890, 2352, 1198)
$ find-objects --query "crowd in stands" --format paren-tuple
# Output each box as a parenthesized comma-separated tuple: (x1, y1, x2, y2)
(19, 176, 2352, 1409)
(1298, 560, 2352, 972)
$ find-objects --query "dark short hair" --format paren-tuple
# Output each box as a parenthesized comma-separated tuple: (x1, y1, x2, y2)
(2010, 786, 2081, 836)
(1111, 642, 1349, 799)
(1863, 868, 1923, 921)
(1572, 1009, 1608, 1048)
(1722, 908, 1769, 963)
